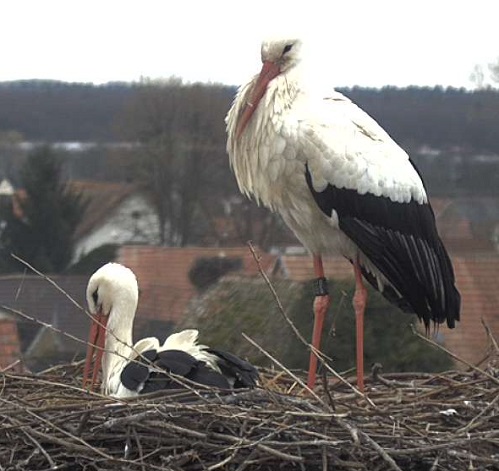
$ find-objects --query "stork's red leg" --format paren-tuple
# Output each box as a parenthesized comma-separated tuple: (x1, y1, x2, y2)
(307, 255, 330, 389)
(353, 260, 368, 392)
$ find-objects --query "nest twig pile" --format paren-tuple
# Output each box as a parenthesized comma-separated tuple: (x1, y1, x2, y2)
(1, 361, 498, 471)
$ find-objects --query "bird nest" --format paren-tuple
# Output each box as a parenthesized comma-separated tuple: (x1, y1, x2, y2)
(1, 359, 499, 471)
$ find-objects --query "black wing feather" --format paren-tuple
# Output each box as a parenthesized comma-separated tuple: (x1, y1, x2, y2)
(121, 349, 230, 393)
(207, 348, 260, 388)
(305, 164, 460, 328)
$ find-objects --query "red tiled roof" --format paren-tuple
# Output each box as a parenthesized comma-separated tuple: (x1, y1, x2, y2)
(118, 245, 277, 325)
(276, 254, 353, 282)
(443, 253, 499, 365)
(0, 316, 22, 371)
(70, 180, 141, 239)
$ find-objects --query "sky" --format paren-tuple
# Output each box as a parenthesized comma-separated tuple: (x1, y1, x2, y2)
(1, 0, 498, 89)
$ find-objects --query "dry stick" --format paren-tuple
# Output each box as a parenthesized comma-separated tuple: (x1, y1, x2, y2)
(410, 325, 499, 385)
(207, 447, 239, 471)
(9, 255, 136, 359)
(21, 404, 111, 458)
(242, 333, 326, 407)
(481, 317, 499, 355)
(2, 305, 96, 354)
(0, 359, 21, 373)
(11, 253, 85, 311)
(429, 455, 439, 471)
(209, 431, 305, 463)
(18, 425, 56, 468)
(247, 242, 369, 402)
(8, 258, 211, 402)
(0, 372, 107, 398)
(457, 392, 499, 434)
(132, 426, 147, 471)
(358, 430, 403, 471)
(9, 255, 142, 366)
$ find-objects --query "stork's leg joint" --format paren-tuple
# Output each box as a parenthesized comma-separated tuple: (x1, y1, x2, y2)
(314, 277, 329, 297)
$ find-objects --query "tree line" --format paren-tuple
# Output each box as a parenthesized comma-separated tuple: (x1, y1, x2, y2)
(1, 80, 499, 153)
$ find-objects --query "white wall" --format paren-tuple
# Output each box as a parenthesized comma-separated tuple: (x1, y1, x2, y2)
(74, 194, 160, 261)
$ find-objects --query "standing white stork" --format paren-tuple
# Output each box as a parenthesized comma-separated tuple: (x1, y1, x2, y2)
(83, 263, 259, 397)
(226, 37, 460, 392)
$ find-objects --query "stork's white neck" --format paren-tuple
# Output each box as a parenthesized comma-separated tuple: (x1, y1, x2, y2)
(226, 69, 303, 208)
(101, 300, 135, 395)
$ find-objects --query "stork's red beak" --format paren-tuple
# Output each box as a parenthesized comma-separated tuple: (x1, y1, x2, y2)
(236, 60, 281, 139)
(82, 309, 108, 391)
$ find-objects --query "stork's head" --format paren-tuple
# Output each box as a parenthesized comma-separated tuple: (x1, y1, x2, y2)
(86, 263, 138, 318)
(235, 37, 302, 139)
(83, 263, 138, 391)
(261, 38, 302, 72)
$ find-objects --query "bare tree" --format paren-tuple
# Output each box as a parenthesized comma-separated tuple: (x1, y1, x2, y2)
(470, 64, 486, 89)
(489, 58, 499, 84)
(118, 79, 227, 246)
(117, 79, 296, 249)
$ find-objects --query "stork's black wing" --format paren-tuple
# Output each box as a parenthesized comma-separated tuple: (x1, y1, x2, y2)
(121, 349, 230, 394)
(206, 348, 260, 388)
(305, 164, 460, 328)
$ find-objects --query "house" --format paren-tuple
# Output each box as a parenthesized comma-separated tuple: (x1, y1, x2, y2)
(1, 179, 161, 263)
(71, 181, 160, 261)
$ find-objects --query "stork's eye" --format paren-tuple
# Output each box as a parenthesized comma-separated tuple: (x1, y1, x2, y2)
(92, 289, 99, 305)
(282, 44, 293, 55)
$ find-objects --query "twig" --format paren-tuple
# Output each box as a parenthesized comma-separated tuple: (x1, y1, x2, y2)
(11, 254, 85, 311)
(247, 242, 373, 404)
(359, 430, 403, 471)
(481, 317, 499, 355)
(242, 333, 326, 407)
(411, 325, 499, 385)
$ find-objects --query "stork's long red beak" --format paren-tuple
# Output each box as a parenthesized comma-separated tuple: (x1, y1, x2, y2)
(82, 309, 108, 391)
(236, 60, 281, 139)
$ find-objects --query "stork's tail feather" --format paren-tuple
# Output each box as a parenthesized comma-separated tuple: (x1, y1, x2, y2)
(206, 348, 259, 388)
(357, 233, 461, 329)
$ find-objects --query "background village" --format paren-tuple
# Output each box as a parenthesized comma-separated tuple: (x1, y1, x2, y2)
(0, 76, 498, 378)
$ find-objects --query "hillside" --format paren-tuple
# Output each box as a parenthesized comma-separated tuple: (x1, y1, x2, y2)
(1, 80, 499, 153)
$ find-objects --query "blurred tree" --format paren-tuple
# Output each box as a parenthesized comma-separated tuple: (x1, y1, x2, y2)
(0, 130, 25, 182)
(470, 64, 486, 89)
(182, 277, 452, 374)
(118, 79, 214, 245)
(489, 58, 499, 84)
(188, 256, 243, 291)
(291, 280, 452, 373)
(0, 146, 87, 273)
(118, 79, 290, 248)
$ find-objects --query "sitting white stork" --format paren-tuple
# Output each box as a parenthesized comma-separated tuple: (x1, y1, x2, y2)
(226, 37, 460, 391)
(82, 263, 259, 397)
